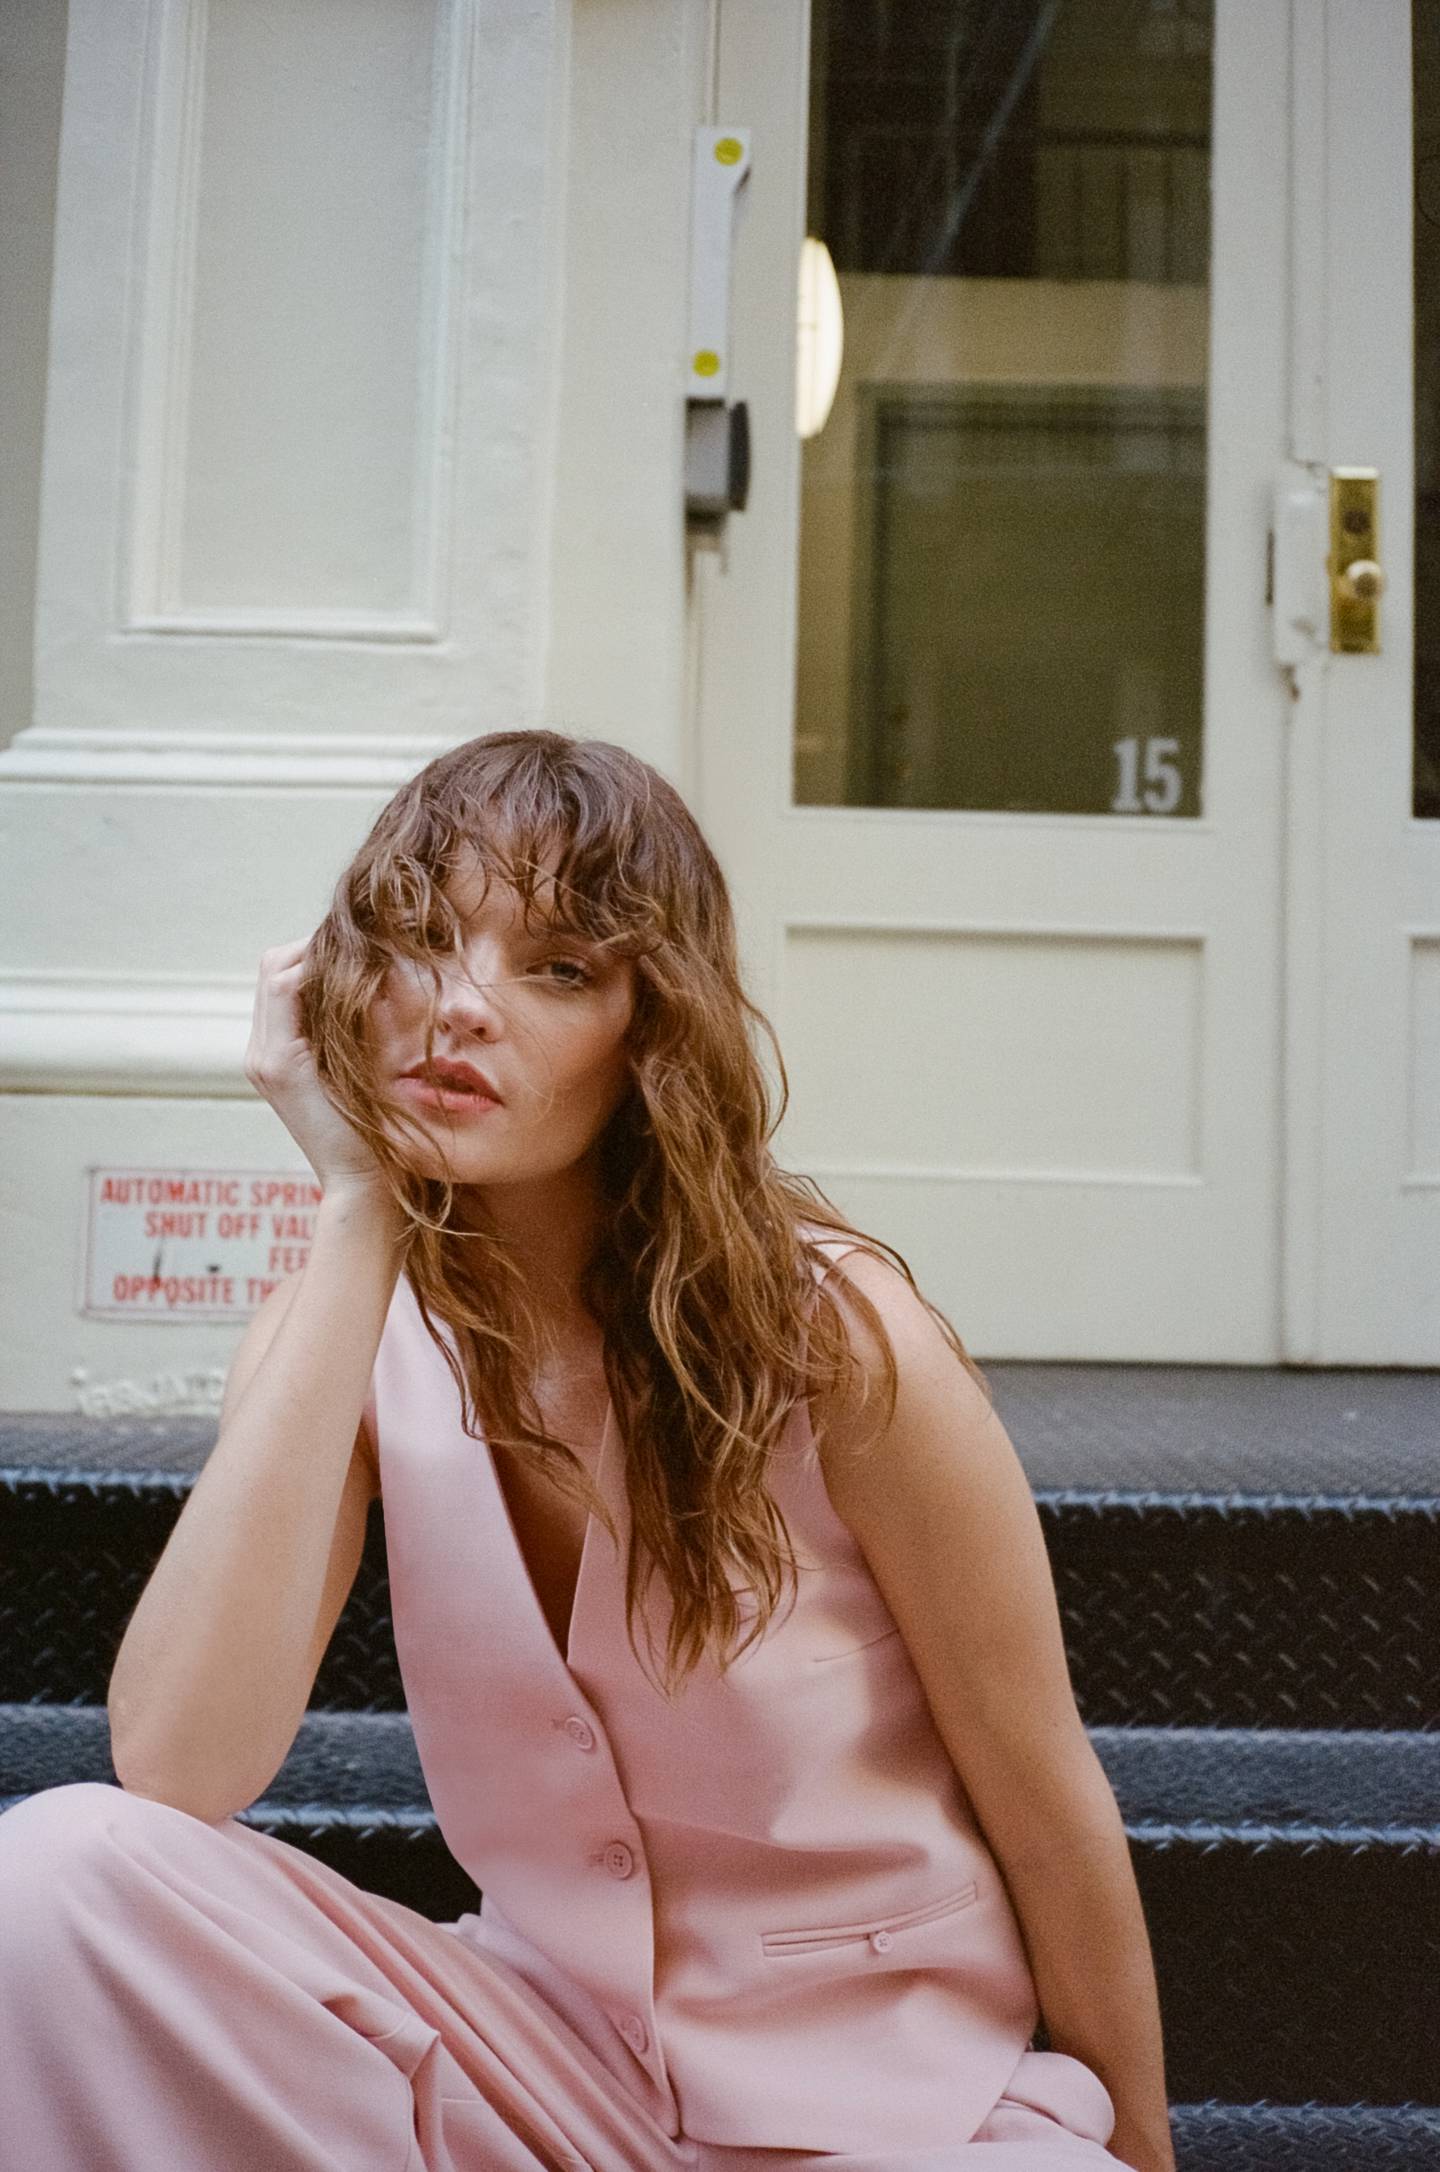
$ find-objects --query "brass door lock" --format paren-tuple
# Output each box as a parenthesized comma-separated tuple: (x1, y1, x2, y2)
(1329, 469, 1384, 652)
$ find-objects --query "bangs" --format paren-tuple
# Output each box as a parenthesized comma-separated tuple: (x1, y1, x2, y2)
(356, 744, 667, 968)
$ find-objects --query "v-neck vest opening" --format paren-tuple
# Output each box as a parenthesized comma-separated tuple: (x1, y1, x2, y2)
(488, 1396, 613, 1679)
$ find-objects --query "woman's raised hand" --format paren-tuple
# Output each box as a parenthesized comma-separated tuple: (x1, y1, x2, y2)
(244, 938, 389, 1200)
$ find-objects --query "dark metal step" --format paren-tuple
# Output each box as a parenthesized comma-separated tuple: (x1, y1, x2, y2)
(3, 1391, 1435, 2149)
(1086, 1728, 1438, 2106)
(10, 1706, 1435, 1840)
(1090, 1723, 1440, 1830)
(1, 1708, 1434, 2107)
(1042, 1489, 1437, 1730)
(1166, 2102, 1440, 2171)
(9, 1364, 1437, 1495)
(984, 1363, 1440, 1498)
(2, 1464, 1434, 1729)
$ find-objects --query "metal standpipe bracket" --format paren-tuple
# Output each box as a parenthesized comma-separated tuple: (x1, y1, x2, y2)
(684, 400, 750, 525)
(684, 127, 752, 529)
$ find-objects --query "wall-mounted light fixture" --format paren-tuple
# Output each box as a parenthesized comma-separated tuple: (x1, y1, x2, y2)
(796, 236, 843, 439)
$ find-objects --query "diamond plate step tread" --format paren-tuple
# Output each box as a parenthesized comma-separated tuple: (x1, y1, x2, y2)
(3, 1715, 1433, 2110)
(1035, 1492, 1437, 1733)
(983, 1366, 1440, 1495)
(5, 1363, 1438, 1493)
(6, 1465, 1432, 1722)
(1166, 2101, 1440, 2171)
(4, 1707, 1436, 1840)
(1087, 1726, 1440, 1833)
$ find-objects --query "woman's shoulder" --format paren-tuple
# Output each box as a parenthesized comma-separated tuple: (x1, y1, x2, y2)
(804, 1235, 933, 1357)
(797, 1219, 911, 1309)
(801, 1228, 986, 1435)
(796, 1217, 882, 1269)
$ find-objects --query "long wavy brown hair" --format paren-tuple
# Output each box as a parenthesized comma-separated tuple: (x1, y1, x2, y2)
(300, 730, 990, 1698)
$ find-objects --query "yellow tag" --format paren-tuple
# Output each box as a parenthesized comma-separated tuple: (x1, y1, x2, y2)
(692, 349, 721, 378)
(714, 137, 744, 166)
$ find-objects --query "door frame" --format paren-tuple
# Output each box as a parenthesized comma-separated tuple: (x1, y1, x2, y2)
(1277, 0, 1434, 1362)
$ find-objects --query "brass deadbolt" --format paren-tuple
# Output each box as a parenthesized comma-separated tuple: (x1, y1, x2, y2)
(1336, 558, 1384, 605)
(1328, 470, 1382, 653)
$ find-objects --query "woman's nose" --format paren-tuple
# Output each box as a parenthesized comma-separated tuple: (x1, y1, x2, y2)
(433, 955, 507, 1033)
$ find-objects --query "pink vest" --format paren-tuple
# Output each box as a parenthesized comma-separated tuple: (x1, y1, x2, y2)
(364, 1235, 1040, 2153)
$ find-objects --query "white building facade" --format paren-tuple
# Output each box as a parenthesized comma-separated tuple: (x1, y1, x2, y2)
(1, 0, 1435, 1414)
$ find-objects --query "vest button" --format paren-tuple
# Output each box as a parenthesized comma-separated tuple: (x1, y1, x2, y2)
(563, 1715, 595, 1750)
(869, 1929, 894, 1953)
(602, 1841, 635, 1878)
(618, 2013, 649, 2054)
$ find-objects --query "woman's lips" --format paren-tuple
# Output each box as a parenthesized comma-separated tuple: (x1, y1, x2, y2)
(393, 1075, 503, 1116)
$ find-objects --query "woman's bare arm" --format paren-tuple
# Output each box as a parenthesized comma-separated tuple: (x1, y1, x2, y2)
(107, 931, 407, 1822)
(107, 1186, 404, 1822)
(810, 1250, 1176, 2172)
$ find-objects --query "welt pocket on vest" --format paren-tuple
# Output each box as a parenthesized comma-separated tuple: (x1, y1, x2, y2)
(760, 1879, 979, 1956)
(808, 1621, 903, 1663)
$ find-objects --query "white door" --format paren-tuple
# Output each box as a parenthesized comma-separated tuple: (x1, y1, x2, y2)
(692, 0, 1435, 1363)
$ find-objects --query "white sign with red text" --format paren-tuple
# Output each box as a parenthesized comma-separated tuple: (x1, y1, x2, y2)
(81, 1168, 323, 1321)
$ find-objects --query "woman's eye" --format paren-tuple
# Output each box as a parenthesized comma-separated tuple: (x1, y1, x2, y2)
(401, 911, 452, 952)
(534, 957, 593, 988)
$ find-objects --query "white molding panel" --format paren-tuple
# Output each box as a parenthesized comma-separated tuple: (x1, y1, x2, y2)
(779, 919, 1205, 1183)
(1, 974, 252, 1095)
(24, 0, 567, 740)
(1405, 934, 1440, 1186)
(120, 0, 469, 639)
(0, 727, 451, 789)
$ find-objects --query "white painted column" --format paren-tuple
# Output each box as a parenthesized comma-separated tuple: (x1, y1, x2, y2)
(0, 0, 706, 1409)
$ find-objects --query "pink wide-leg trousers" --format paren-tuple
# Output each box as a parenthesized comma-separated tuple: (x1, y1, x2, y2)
(0, 1783, 1133, 2172)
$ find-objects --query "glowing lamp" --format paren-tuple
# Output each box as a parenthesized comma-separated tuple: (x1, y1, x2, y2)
(796, 236, 843, 439)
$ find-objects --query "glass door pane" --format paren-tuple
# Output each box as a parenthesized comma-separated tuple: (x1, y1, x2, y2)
(795, 0, 1213, 815)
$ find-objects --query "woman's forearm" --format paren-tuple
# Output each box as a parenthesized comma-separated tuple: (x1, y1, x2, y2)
(996, 1779, 1176, 2172)
(108, 1187, 405, 1818)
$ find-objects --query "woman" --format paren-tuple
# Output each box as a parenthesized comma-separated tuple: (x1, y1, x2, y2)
(0, 731, 1174, 2171)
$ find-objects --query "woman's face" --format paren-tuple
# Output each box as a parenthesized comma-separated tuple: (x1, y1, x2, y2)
(367, 849, 639, 1189)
